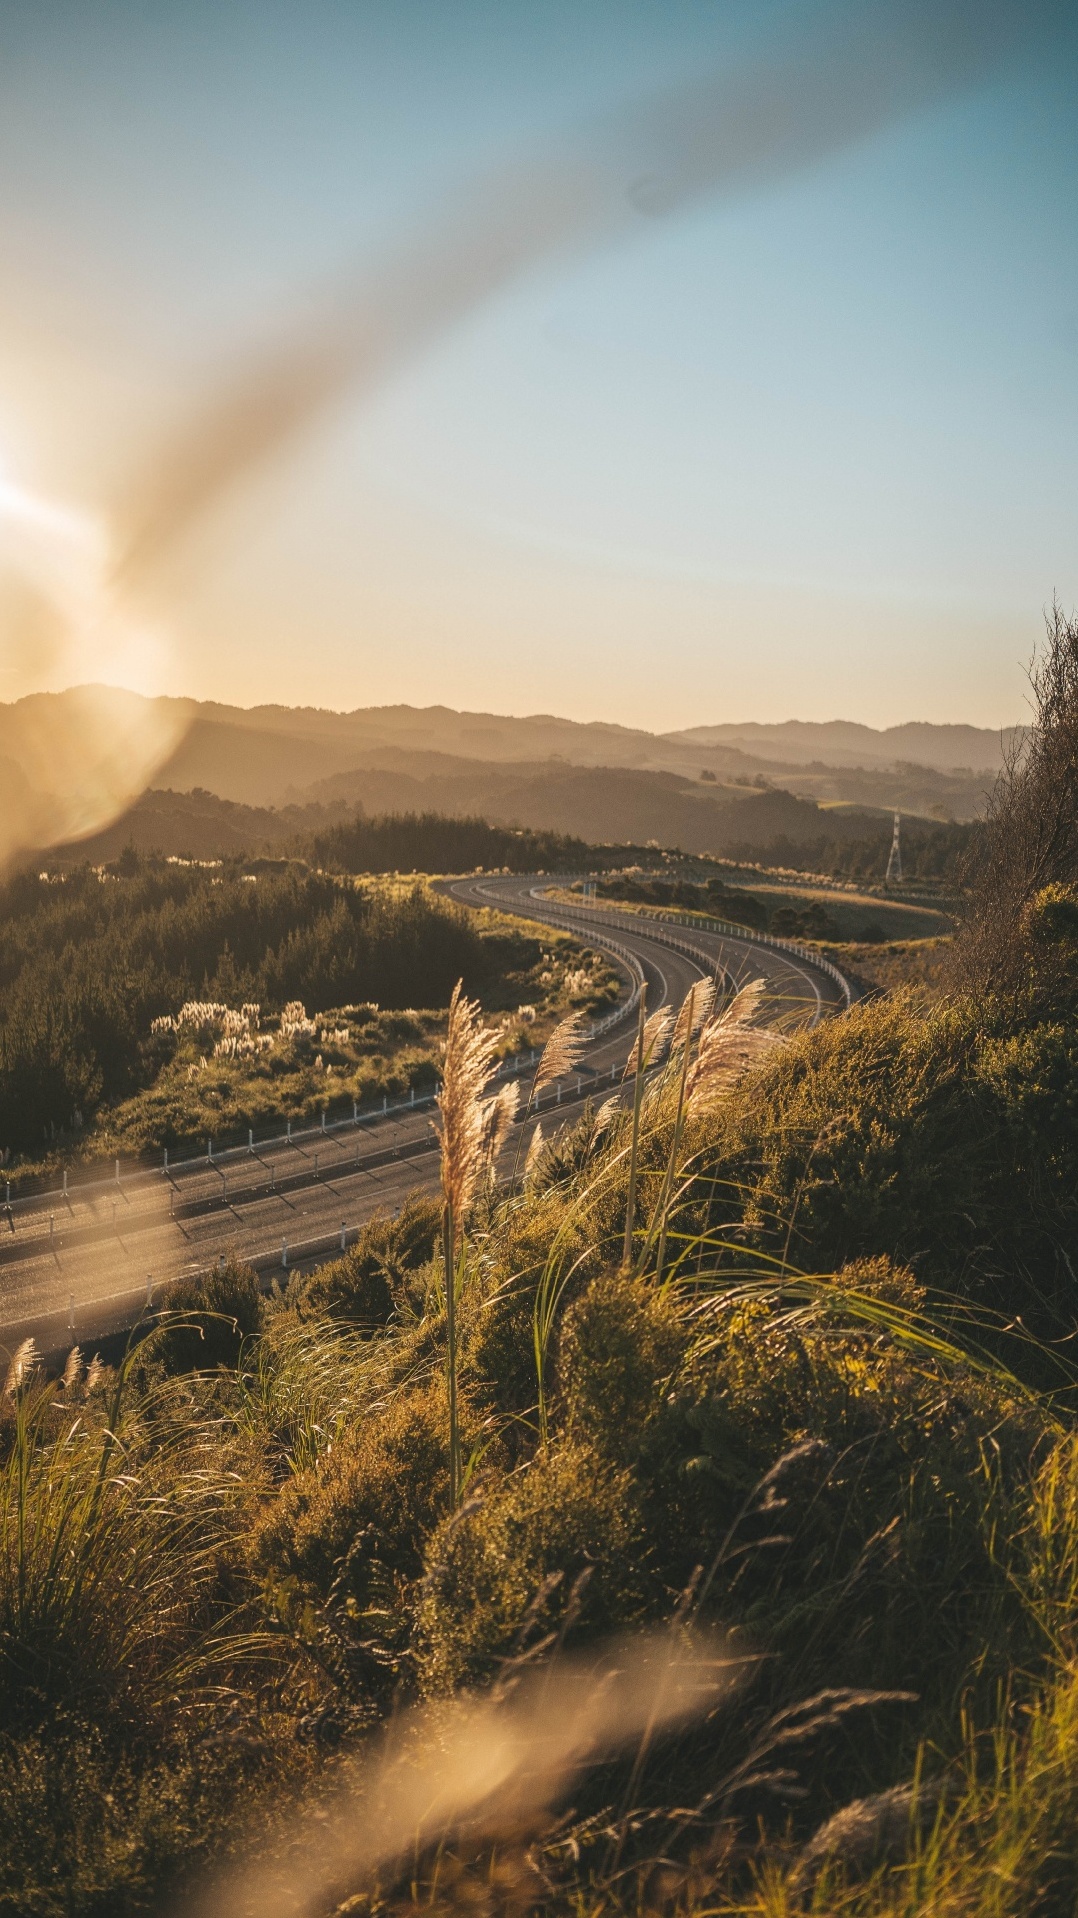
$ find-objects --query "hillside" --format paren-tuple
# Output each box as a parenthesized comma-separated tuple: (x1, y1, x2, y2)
(152, 701, 1007, 818)
(46, 771, 920, 871)
(671, 716, 1021, 773)
(0, 692, 1009, 853)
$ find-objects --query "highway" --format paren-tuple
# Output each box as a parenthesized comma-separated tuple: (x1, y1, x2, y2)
(0, 877, 850, 1362)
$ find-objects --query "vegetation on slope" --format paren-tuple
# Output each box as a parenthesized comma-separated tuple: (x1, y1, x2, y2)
(2, 615, 1078, 1914)
(307, 809, 593, 874)
(0, 859, 614, 1166)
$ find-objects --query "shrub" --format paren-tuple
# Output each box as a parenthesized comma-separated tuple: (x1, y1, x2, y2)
(417, 1440, 646, 1692)
(153, 1259, 263, 1374)
(297, 1197, 441, 1326)
(255, 1379, 468, 1614)
(698, 991, 1078, 1346)
(559, 1271, 689, 1465)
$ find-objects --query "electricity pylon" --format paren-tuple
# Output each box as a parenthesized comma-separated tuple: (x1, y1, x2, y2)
(885, 812, 902, 885)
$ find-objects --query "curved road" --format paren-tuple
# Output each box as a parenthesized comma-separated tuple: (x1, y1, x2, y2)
(0, 878, 849, 1363)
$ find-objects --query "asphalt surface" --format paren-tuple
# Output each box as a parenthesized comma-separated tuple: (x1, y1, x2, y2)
(0, 877, 849, 1363)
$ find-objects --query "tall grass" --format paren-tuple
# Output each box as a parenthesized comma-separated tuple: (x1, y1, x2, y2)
(6, 920, 1078, 1913)
(0, 1346, 271, 1739)
(435, 980, 517, 1504)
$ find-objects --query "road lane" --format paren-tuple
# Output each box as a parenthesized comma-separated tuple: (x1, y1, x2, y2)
(0, 877, 850, 1360)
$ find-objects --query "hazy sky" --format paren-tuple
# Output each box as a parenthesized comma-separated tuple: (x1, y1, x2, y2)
(0, 0, 1075, 731)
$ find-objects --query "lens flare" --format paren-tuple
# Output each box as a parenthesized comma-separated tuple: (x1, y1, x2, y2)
(180, 1628, 742, 1918)
(0, 459, 183, 868)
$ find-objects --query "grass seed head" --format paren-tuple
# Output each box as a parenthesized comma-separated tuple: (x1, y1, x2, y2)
(4, 1337, 40, 1397)
(672, 977, 716, 1052)
(436, 980, 502, 1235)
(533, 1008, 588, 1094)
(480, 1079, 520, 1181)
(626, 1004, 673, 1078)
(523, 1121, 544, 1185)
(686, 977, 780, 1113)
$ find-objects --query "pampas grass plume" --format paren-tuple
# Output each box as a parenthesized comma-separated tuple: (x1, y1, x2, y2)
(671, 978, 716, 1053)
(436, 981, 501, 1237)
(4, 1337, 40, 1396)
(523, 1121, 544, 1184)
(686, 977, 780, 1114)
(533, 1008, 587, 1094)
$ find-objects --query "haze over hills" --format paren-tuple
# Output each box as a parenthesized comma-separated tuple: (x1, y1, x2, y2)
(0, 688, 1013, 871)
(670, 719, 1021, 774)
(138, 694, 1009, 820)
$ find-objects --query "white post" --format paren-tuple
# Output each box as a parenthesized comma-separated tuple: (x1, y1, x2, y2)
(410, 1086, 415, 1106)
(340, 1220, 347, 1250)
(353, 1099, 358, 1124)
(49, 1211, 54, 1239)
(248, 1127, 254, 1153)
(281, 1239, 288, 1269)
(115, 1158, 120, 1186)
(68, 1294, 75, 1335)
(383, 1094, 388, 1114)
(321, 1109, 326, 1134)
(62, 1168, 68, 1197)
(163, 1146, 168, 1174)
(286, 1118, 291, 1142)
(556, 1082, 561, 1105)
(207, 1139, 213, 1163)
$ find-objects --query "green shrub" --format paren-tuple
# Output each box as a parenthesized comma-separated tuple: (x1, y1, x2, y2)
(559, 1271, 689, 1465)
(297, 1196, 440, 1326)
(153, 1259, 263, 1374)
(0, 1728, 285, 1918)
(255, 1379, 469, 1614)
(698, 992, 1078, 1346)
(417, 1440, 646, 1692)
(634, 1296, 1041, 1727)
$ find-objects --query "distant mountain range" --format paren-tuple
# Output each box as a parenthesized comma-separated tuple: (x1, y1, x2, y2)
(668, 719, 1021, 774)
(0, 688, 1016, 868)
(139, 696, 1011, 819)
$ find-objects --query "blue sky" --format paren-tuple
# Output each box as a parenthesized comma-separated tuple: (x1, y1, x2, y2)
(0, 0, 1075, 729)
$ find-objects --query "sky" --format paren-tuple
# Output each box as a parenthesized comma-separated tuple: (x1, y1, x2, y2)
(0, 0, 1075, 733)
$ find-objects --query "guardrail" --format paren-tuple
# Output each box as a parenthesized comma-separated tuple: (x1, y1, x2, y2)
(505, 885, 855, 1012)
(0, 1053, 639, 1344)
(595, 903, 855, 1010)
(0, 937, 646, 1221)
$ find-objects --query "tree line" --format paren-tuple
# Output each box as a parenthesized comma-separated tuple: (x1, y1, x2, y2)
(0, 860, 488, 1155)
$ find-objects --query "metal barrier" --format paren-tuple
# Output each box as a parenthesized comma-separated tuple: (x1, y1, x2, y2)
(0, 937, 646, 1220)
(496, 884, 854, 1012)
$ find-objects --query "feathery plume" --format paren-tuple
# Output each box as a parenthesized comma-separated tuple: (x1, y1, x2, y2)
(595, 1092, 622, 1133)
(623, 1003, 673, 1079)
(533, 1008, 588, 1095)
(479, 1079, 520, 1180)
(671, 977, 716, 1053)
(685, 978, 781, 1114)
(4, 1337, 40, 1396)
(523, 1121, 545, 1184)
(85, 1354, 105, 1391)
(435, 981, 501, 1239)
(61, 1345, 84, 1392)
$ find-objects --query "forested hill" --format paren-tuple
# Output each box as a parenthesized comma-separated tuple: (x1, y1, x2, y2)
(41, 783, 975, 885)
